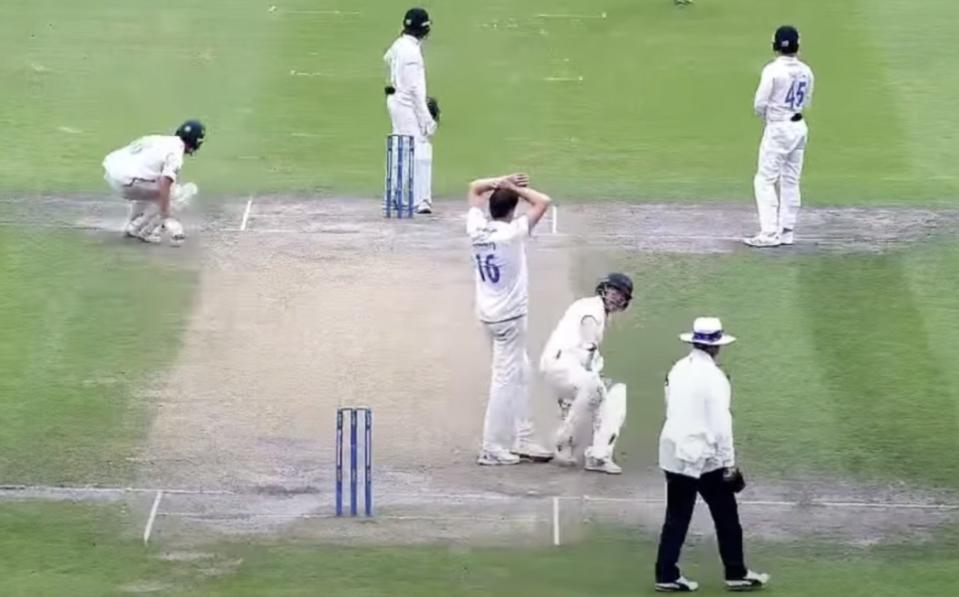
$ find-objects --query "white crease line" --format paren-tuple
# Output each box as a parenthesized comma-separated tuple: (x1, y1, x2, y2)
(542, 76, 584, 82)
(220, 227, 297, 234)
(551, 205, 558, 235)
(143, 490, 163, 545)
(552, 496, 561, 546)
(240, 198, 253, 231)
(0, 484, 236, 495)
(1, 485, 956, 511)
(159, 512, 540, 522)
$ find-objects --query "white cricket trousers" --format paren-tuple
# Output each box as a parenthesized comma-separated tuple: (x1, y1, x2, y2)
(386, 96, 432, 208)
(481, 316, 535, 453)
(753, 119, 809, 239)
(541, 352, 626, 462)
(104, 169, 195, 236)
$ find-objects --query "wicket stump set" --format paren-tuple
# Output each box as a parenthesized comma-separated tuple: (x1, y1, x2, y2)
(335, 407, 373, 517)
(384, 134, 414, 218)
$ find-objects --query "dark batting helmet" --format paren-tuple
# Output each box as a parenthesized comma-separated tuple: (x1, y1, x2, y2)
(773, 25, 800, 54)
(175, 119, 206, 152)
(403, 7, 431, 38)
(596, 273, 634, 308)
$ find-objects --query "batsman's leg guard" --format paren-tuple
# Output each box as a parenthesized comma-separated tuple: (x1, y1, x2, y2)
(585, 382, 627, 462)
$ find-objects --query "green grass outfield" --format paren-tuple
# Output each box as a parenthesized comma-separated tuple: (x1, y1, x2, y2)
(1, 502, 957, 596)
(2, 0, 958, 201)
(603, 243, 959, 490)
(2, 1, 959, 595)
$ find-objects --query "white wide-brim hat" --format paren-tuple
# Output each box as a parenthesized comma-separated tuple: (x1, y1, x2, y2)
(679, 317, 736, 346)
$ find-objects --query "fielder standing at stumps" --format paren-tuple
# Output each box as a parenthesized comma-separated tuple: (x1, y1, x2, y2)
(539, 273, 633, 474)
(102, 120, 205, 246)
(384, 7, 438, 215)
(745, 25, 814, 248)
(468, 173, 554, 466)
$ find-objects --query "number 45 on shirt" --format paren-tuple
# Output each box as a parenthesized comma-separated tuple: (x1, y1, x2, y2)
(475, 254, 501, 284)
(785, 79, 808, 110)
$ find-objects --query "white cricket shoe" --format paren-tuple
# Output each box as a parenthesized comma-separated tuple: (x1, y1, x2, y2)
(742, 234, 781, 248)
(138, 230, 163, 244)
(655, 577, 699, 592)
(415, 201, 433, 215)
(780, 229, 795, 245)
(477, 447, 520, 466)
(124, 218, 143, 238)
(725, 571, 770, 592)
(584, 456, 622, 475)
(511, 441, 554, 462)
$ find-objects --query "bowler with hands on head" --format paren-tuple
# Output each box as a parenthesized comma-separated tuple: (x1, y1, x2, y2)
(467, 173, 554, 466)
(654, 318, 769, 593)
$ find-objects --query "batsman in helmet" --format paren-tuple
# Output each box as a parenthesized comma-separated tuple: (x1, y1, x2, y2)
(102, 120, 206, 245)
(539, 273, 634, 474)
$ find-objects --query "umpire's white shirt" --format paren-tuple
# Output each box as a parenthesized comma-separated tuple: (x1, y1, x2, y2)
(659, 349, 735, 478)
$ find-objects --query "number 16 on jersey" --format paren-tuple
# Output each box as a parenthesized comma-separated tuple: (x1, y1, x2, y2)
(475, 254, 501, 284)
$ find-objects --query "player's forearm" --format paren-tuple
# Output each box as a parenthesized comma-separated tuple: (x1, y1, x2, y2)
(579, 316, 601, 349)
(753, 74, 772, 117)
(410, 72, 437, 133)
(157, 177, 173, 218)
(467, 177, 499, 207)
(516, 186, 551, 207)
(469, 176, 508, 196)
(707, 398, 736, 466)
(753, 92, 769, 117)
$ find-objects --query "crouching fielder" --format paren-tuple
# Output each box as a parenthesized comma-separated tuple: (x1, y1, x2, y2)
(102, 120, 206, 245)
(540, 273, 633, 474)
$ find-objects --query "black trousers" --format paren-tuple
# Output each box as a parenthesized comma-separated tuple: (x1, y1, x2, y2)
(654, 468, 748, 582)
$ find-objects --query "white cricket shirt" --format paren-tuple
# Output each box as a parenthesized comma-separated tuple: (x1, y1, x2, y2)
(383, 34, 436, 135)
(540, 296, 607, 366)
(753, 56, 815, 123)
(659, 349, 735, 478)
(467, 207, 530, 323)
(103, 135, 185, 184)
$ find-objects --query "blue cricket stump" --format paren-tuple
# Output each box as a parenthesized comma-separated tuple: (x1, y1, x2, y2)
(335, 407, 373, 517)
(384, 134, 415, 218)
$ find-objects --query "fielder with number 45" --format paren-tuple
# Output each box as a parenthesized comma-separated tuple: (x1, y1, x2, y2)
(745, 25, 815, 248)
(467, 173, 554, 466)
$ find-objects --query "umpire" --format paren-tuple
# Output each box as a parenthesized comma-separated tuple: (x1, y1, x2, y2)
(654, 318, 769, 593)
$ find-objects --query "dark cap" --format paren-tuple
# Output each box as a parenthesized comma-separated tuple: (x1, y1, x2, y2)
(175, 119, 206, 151)
(773, 25, 800, 54)
(403, 7, 431, 34)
